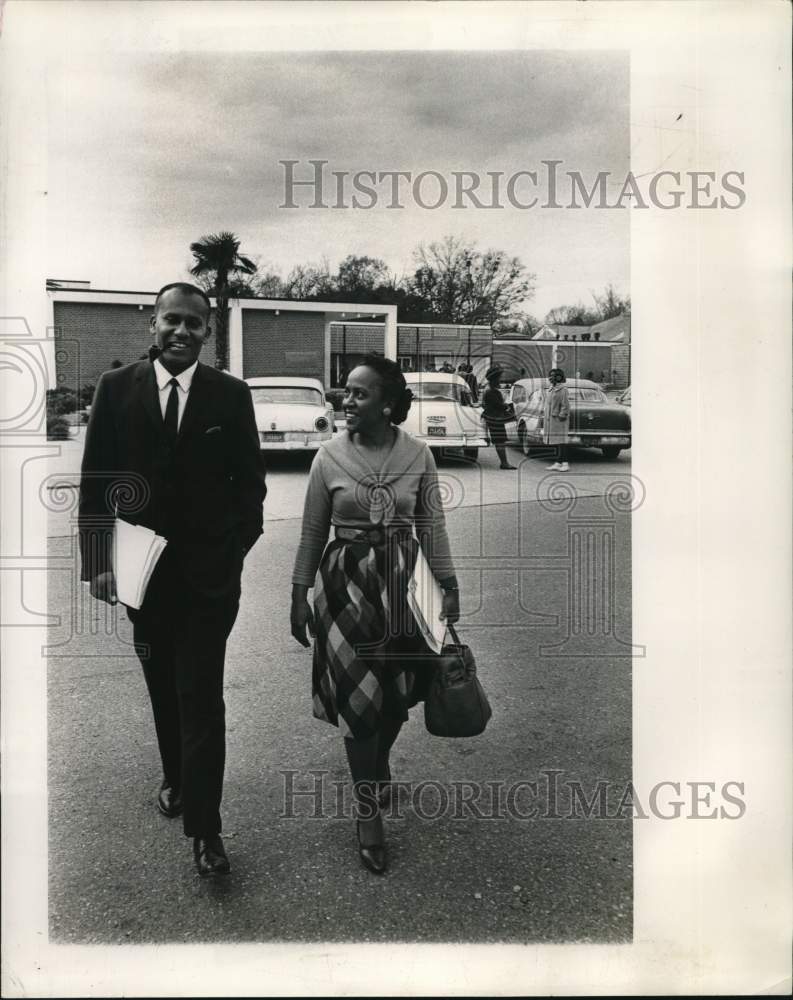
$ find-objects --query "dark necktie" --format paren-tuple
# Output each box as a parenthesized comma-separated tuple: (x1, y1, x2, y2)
(164, 377, 179, 437)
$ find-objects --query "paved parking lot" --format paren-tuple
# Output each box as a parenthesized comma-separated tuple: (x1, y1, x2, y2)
(46, 433, 634, 943)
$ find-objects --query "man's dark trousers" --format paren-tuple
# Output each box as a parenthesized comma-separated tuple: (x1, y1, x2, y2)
(131, 549, 239, 838)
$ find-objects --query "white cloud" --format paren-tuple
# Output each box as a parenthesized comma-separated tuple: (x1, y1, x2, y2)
(46, 50, 629, 318)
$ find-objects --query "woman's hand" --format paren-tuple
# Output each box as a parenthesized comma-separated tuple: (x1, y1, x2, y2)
(90, 570, 118, 605)
(290, 587, 315, 648)
(440, 589, 460, 625)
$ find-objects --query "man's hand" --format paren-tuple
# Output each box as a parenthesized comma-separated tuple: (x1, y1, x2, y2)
(440, 589, 460, 625)
(290, 594, 315, 648)
(90, 570, 118, 605)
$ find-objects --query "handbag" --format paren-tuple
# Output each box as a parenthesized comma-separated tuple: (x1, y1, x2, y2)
(424, 624, 492, 737)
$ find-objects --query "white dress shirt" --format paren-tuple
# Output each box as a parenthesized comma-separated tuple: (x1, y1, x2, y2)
(153, 358, 198, 431)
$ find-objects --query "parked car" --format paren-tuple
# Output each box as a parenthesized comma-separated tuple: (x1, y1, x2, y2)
(245, 376, 335, 451)
(512, 377, 631, 460)
(402, 371, 488, 461)
(616, 385, 631, 406)
(503, 378, 546, 445)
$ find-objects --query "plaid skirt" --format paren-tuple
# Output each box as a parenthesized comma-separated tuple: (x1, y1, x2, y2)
(312, 532, 431, 739)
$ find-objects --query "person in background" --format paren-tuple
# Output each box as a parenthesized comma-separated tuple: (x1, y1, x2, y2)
(544, 367, 571, 472)
(458, 363, 478, 404)
(481, 364, 516, 470)
(290, 355, 460, 876)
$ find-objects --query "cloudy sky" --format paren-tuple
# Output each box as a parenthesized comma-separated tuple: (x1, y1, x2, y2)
(46, 50, 629, 319)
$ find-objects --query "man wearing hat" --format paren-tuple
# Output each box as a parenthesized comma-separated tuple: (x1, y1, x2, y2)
(481, 364, 516, 469)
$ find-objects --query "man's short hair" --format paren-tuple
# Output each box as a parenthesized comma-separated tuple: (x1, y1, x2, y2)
(154, 282, 212, 318)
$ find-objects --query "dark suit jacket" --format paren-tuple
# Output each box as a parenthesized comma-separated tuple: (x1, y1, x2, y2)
(79, 360, 267, 603)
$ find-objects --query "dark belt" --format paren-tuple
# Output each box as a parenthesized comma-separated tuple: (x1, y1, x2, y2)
(335, 525, 412, 546)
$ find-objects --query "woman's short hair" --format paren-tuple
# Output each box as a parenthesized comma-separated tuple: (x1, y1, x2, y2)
(548, 367, 567, 382)
(357, 354, 413, 425)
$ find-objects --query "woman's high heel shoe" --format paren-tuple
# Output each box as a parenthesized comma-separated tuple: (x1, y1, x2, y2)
(356, 818, 387, 875)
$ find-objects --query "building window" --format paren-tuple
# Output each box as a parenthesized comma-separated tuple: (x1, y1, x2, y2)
(397, 355, 414, 371)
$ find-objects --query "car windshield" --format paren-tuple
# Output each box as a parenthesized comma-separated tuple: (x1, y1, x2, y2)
(569, 388, 608, 403)
(249, 386, 323, 405)
(409, 381, 466, 403)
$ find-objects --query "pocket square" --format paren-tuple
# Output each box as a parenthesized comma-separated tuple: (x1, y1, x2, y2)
(205, 425, 222, 435)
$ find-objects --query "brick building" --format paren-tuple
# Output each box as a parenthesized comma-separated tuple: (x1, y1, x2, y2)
(493, 313, 631, 387)
(47, 282, 627, 393)
(47, 284, 493, 392)
(329, 322, 493, 386)
(46, 286, 396, 393)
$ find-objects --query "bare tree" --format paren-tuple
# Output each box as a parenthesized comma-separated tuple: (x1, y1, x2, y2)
(544, 304, 597, 326)
(592, 284, 630, 320)
(409, 236, 535, 325)
(282, 258, 336, 299)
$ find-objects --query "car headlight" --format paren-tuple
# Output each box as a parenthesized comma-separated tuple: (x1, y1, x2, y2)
(314, 416, 329, 432)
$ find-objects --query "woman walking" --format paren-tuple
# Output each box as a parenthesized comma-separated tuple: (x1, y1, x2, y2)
(544, 367, 571, 471)
(481, 364, 516, 470)
(290, 355, 460, 875)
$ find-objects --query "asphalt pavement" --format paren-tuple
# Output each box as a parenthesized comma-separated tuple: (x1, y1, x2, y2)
(47, 439, 633, 944)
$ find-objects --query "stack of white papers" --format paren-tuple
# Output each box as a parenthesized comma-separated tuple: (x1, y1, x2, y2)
(112, 518, 167, 610)
(406, 546, 447, 654)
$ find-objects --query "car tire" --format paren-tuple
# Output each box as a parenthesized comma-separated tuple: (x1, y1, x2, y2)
(602, 446, 622, 460)
(463, 447, 479, 462)
(520, 425, 536, 457)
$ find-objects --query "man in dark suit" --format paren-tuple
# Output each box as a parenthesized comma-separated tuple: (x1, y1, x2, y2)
(79, 282, 267, 876)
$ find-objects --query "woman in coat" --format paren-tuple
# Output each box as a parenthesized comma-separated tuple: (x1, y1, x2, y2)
(290, 355, 460, 875)
(544, 367, 571, 471)
(481, 364, 516, 470)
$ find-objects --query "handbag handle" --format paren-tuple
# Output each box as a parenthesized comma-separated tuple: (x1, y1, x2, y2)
(445, 623, 461, 646)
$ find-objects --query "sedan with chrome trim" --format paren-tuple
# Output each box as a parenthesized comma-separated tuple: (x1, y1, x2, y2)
(512, 377, 631, 460)
(245, 376, 335, 451)
(402, 371, 488, 461)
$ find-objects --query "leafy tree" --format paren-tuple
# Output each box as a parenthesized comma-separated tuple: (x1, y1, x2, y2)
(252, 268, 285, 298)
(408, 236, 535, 325)
(492, 311, 541, 336)
(189, 232, 257, 369)
(336, 255, 390, 296)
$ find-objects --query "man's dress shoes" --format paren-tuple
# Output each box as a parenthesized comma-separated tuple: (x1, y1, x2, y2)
(157, 783, 183, 819)
(193, 835, 231, 877)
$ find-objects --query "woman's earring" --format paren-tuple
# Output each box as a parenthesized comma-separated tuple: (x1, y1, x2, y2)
(383, 407, 392, 417)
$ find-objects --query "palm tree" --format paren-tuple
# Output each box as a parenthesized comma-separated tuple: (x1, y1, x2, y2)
(189, 232, 257, 370)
